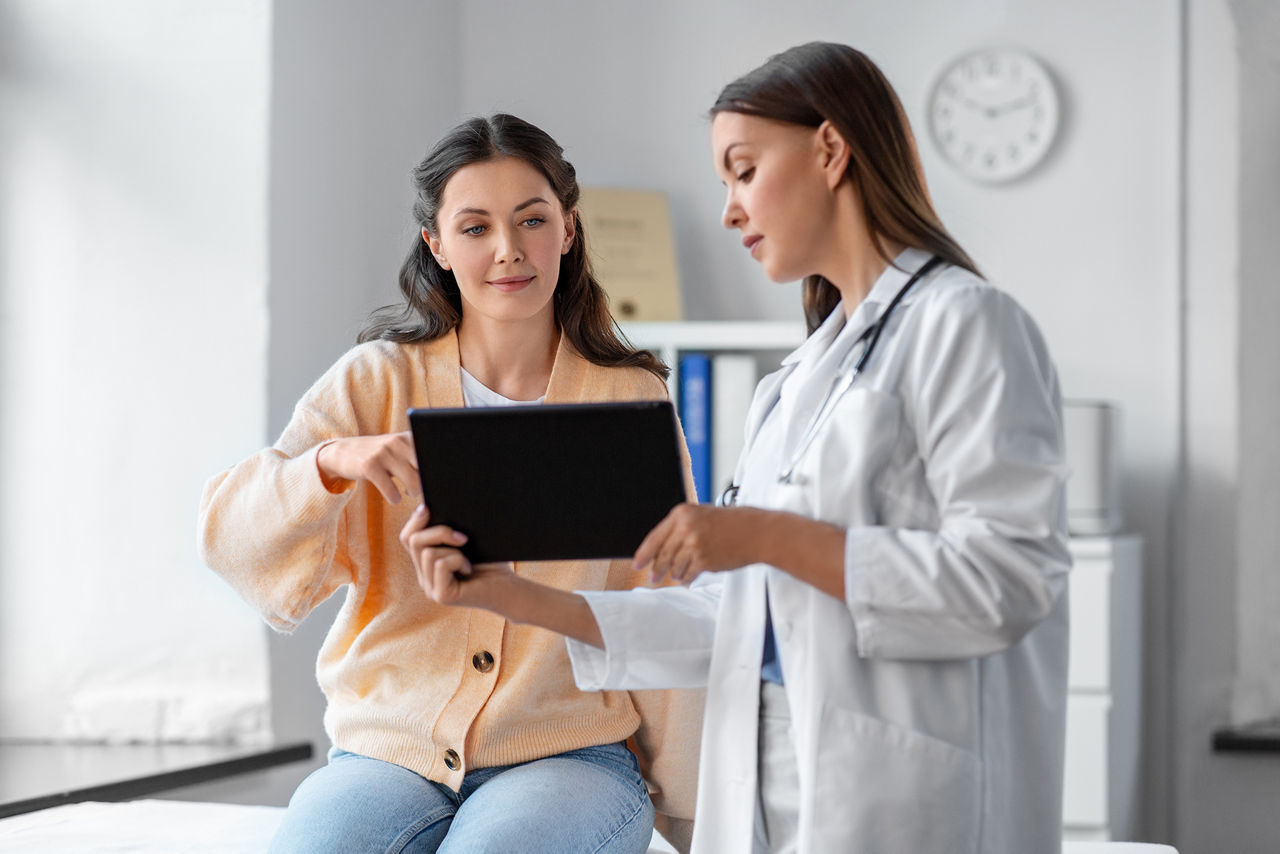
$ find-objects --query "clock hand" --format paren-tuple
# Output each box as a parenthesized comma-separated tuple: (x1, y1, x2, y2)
(988, 94, 1037, 117)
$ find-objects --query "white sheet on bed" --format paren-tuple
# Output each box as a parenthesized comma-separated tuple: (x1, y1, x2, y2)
(0, 798, 681, 853)
(0, 799, 285, 853)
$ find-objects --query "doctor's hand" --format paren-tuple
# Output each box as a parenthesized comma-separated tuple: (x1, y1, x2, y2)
(316, 431, 418, 504)
(635, 504, 775, 585)
(639, 503, 850, 597)
(400, 504, 514, 608)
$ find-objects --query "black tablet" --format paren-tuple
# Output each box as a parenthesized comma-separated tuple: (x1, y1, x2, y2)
(408, 400, 686, 563)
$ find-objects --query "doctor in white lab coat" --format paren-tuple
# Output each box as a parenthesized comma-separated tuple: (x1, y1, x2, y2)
(404, 42, 1071, 854)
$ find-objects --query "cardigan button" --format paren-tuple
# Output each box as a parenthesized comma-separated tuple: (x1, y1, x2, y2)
(472, 650, 495, 673)
(443, 749, 461, 771)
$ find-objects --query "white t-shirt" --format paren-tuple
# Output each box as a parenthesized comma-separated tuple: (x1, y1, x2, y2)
(459, 367, 546, 408)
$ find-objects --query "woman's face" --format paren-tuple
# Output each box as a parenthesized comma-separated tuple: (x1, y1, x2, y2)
(711, 111, 838, 283)
(426, 156, 574, 326)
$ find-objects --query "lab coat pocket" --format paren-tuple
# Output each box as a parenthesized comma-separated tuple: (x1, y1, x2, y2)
(807, 388, 904, 524)
(815, 705, 981, 854)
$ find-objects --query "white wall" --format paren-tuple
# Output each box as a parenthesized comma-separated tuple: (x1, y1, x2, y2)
(0, 0, 271, 741)
(1175, 1, 1280, 851)
(458, 0, 1183, 839)
(1230, 0, 1280, 729)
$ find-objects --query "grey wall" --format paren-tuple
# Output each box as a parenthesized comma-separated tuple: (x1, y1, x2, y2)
(260, 0, 459, 800)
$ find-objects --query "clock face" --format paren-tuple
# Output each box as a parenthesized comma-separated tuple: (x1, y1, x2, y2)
(928, 48, 1060, 183)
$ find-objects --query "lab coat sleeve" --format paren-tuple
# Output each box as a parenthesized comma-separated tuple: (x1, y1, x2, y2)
(846, 284, 1071, 659)
(566, 574, 723, 690)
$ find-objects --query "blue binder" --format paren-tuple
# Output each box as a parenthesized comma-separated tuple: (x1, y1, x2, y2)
(679, 352, 712, 503)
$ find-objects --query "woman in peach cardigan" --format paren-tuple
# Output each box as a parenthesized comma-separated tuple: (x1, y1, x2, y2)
(199, 113, 700, 854)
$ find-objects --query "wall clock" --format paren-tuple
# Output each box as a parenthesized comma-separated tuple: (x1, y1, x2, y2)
(927, 47, 1061, 184)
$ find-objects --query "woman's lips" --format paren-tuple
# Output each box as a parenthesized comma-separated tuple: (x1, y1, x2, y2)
(743, 235, 763, 257)
(488, 276, 533, 292)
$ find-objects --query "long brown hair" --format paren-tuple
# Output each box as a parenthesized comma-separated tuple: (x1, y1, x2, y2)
(359, 114, 667, 380)
(711, 42, 980, 333)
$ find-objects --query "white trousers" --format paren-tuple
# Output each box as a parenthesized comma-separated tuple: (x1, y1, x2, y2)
(753, 681, 800, 854)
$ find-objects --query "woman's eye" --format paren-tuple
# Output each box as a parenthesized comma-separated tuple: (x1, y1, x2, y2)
(522, 217, 545, 227)
(463, 225, 485, 236)
(736, 167, 756, 183)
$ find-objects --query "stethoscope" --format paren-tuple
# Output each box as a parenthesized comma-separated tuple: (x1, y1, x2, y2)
(719, 255, 944, 506)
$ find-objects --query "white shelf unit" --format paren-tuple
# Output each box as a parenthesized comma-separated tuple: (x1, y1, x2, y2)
(619, 320, 807, 392)
(1063, 534, 1144, 841)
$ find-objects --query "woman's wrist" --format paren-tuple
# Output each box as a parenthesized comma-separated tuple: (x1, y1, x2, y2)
(315, 440, 351, 493)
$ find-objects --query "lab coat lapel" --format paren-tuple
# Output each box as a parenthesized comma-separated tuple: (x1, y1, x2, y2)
(737, 366, 790, 472)
(776, 308, 848, 463)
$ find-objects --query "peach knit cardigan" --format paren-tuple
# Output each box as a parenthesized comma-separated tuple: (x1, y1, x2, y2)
(199, 330, 701, 834)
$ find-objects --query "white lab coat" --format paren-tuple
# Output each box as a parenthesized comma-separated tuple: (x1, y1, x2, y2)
(568, 249, 1071, 854)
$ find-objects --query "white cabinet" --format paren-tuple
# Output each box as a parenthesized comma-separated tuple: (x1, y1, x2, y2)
(1063, 535, 1143, 841)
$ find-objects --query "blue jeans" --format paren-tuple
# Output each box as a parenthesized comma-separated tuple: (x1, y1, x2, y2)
(268, 741, 655, 854)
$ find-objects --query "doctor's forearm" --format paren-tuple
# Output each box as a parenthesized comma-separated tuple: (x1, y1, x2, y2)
(754, 511, 847, 599)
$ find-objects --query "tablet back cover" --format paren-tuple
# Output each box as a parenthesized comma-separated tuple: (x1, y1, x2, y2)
(409, 401, 685, 563)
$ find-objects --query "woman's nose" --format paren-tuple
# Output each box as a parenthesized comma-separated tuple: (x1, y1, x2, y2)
(494, 227, 523, 263)
(721, 191, 744, 230)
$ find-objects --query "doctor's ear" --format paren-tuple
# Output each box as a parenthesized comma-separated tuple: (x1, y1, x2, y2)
(423, 227, 450, 270)
(816, 121, 852, 190)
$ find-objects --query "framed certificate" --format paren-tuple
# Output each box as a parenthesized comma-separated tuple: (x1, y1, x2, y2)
(578, 187, 682, 321)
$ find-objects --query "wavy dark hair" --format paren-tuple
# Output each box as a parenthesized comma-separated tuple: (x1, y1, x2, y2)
(359, 114, 666, 380)
(711, 42, 980, 333)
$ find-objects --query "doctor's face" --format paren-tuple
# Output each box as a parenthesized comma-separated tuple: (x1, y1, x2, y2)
(712, 111, 836, 283)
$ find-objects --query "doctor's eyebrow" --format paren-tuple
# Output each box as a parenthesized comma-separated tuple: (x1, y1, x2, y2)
(720, 143, 746, 172)
(449, 197, 551, 220)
